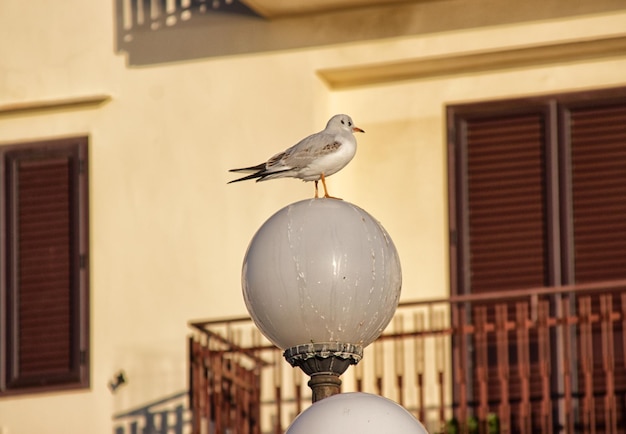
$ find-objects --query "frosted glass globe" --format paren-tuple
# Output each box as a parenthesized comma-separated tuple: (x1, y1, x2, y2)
(242, 199, 401, 350)
(286, 392, 428, 433)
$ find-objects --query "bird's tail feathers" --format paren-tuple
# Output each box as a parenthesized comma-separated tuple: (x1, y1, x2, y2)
(228, 168, 292, 184)
(228, 172, 264, 184)
(229, 163, 266, 173)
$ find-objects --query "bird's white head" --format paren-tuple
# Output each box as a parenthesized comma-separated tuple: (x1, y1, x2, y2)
(327, 114, 365, 134)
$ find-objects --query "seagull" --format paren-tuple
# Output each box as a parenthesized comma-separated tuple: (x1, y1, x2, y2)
(228, 114, 365, 199)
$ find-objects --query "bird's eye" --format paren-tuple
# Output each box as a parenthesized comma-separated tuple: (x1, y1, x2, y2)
(341, 120, 345, 124)
(348, 121, 352, 126)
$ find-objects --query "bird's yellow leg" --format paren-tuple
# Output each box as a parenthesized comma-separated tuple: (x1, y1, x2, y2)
(321, 173, 342, 200)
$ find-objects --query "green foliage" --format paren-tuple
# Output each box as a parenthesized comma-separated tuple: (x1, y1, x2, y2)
(487, 413, 500, 434)
(467, 415, 479, 434)
(444, 417, 459, 434)
(442, 414, 500, 434)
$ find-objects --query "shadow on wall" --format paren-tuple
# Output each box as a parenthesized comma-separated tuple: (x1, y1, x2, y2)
(113, 0, 423, 66)
(113, 0, 626, 67)
(113, 390, 191, 434)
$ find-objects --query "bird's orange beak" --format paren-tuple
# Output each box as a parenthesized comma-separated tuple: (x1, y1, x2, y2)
(353, 127, 365, 133)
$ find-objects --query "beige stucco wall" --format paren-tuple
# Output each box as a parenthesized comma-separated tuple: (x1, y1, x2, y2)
(1, 0, 625, 431)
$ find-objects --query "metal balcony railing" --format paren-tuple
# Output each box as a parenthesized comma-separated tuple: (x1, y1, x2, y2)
(189, 279, 626, 434)
(117, 0, 259, 38)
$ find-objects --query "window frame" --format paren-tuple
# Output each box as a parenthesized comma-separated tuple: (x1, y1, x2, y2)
(447, 86, 626, 296)
(446, 86, 626, 425)
(0, 136, 90, 396)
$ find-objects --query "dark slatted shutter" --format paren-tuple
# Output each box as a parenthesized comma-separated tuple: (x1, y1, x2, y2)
(453, 109, 551, 424)
(566, 100, 626, 429)
(464, 112, 550, 293)
(449, 88, 626, 432)
(568, 102, 626, 282)
(1, 137, 89, 394)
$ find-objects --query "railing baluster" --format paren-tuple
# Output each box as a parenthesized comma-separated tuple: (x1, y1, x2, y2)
(374, 340, 384, 396)
(214, 352, 223, 434)
(394, 315, 405, 406)
(235, 361, 243, 434)
(495, 304, 510, 434)
(354, 353, 364, 392)
(203, 341, 211, 433)
(274, 350, 283, 434)
(434, 309, 446, 429)
(580, 296, 595, 434)
(246, 363, 255, 434)
(293, 362, 302, 416)
(244, 363, 250, 434)
(253, 363, 262, 434)
(560, 296, 574, 434)
(516, 302, 531, 434)
(251, 329, 262, 434)
(414, 311, 425, 423)
(189, 338, 199, 434)
(452, 304, 467, 434)
(474, 305, 489, 431)
(600, 295, 617, 434)
(225, 357, 233, 433)
(537, 300, 552, 433)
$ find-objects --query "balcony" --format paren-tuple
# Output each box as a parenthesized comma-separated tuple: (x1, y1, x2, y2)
(115, 0, 434, 64)
(240, 0, 419, 18)
(189, 279, 626, 433)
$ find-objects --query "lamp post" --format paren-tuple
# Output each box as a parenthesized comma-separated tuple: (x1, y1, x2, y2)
(242, 198, 402, 402)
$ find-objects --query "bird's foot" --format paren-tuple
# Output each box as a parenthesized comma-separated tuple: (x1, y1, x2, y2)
(323, 193, 343, 200)
(317, 174, 343, 200)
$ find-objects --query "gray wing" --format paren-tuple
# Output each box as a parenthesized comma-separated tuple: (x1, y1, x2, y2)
(266, 131, 341, 171)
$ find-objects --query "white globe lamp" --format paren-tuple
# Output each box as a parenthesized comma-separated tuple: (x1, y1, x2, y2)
(286, 392, 429, 433)
(242, 199, 402, 400)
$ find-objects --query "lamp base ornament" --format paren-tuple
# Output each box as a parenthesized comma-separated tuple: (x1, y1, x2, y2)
(283, 342, 363, 402)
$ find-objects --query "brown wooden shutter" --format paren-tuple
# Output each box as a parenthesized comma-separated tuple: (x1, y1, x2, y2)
(450, 107, 553, 424)
(567, 102, 626, 282)
(565, 99, 626, 428)
(449, 88, 626, 432)
(459, 110, 550, 294)
(2, 138, 89, 393)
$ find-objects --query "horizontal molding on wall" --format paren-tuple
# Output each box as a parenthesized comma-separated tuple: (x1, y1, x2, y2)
(0, 94, 112, 116)
(317, 33, 626, 89)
